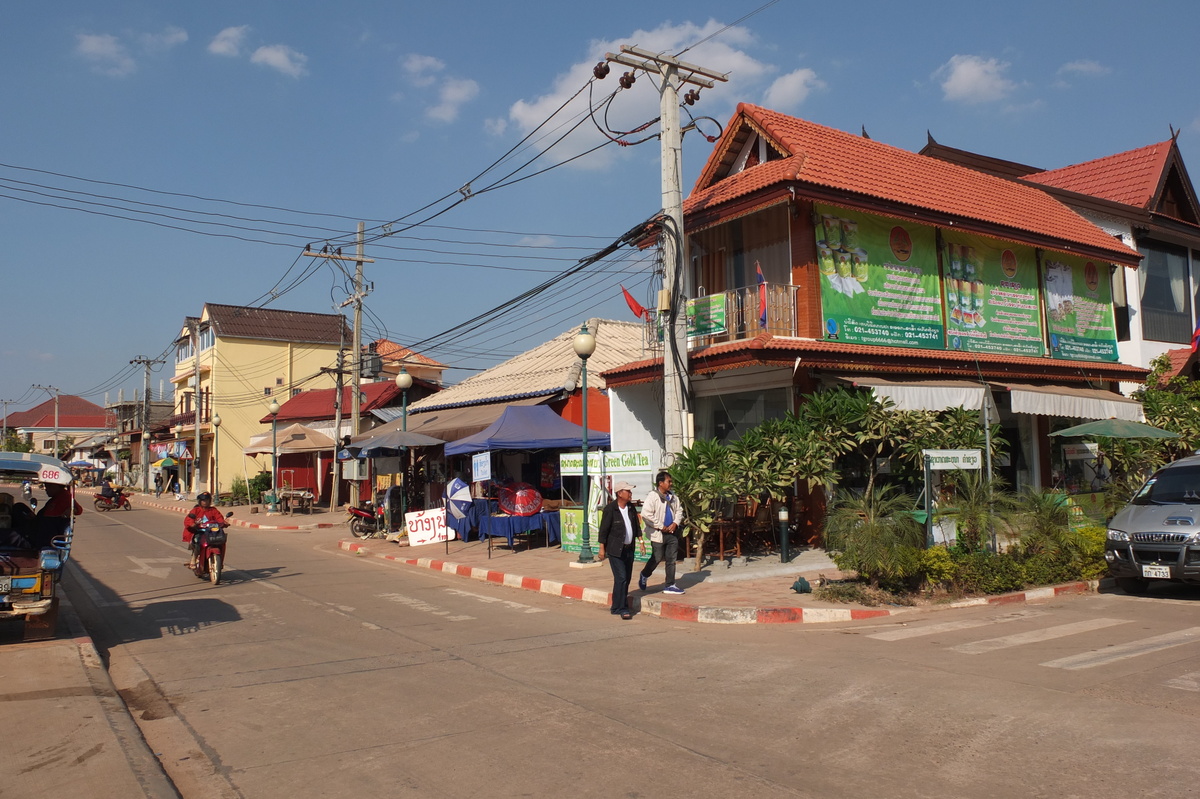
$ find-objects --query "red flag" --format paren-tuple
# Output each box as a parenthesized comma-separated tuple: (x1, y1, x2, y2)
(621, 285, 646, 320)
(1192, 319, 1200, 353)
(756, 261, 767, 327)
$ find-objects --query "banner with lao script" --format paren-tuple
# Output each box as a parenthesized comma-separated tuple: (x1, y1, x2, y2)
(815, 204, 944, 349)
(405, 507, 455, 546)
(942, 233, 1046, 357)
(1043, 253, 1118, 362)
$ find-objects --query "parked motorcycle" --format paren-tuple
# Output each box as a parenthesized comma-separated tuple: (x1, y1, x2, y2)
(191, 512, 233, 585)
(93, 489, 132, 511)
(348, 501, 386, 538)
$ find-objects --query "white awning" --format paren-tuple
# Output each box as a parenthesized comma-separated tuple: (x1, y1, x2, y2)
(839, 377, 996, 413)
(996, 383, 1143, 422)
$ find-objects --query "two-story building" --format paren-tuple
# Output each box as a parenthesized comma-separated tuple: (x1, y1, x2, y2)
(603, 104, 1151, 537)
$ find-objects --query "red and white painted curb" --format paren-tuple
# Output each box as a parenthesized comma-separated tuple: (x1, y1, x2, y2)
(338, 539, 1095, 625)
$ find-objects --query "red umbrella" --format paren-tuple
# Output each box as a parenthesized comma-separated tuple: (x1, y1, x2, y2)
(498, 483, 543, 516)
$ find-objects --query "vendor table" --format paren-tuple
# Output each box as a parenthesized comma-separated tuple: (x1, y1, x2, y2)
(481, 509, 561, 551)
(278, 488, 314, 514)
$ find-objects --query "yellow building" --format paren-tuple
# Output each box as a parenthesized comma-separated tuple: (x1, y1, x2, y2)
(160, 303, 351, 498)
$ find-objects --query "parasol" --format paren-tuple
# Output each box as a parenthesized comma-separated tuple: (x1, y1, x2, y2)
(498, 482, 543, 516)
(443, 477, 472, 520)
(352, 428, 445, 457)
(1049, 419, 1180, 439)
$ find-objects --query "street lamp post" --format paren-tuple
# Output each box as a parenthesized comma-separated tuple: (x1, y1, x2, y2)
(573, 323, 597, 563)
(394, 368, 413, 531)
(268, 399, 280, 504)
(212, 414, 221, 502)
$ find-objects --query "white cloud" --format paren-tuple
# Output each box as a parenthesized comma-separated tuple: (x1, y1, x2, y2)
(140, 25, 188, 52)
(1058, 59, 1110, 78)
(209, 26, 249, 57)
(934, 54, 1016, 104)
(484, 117, 508, 136)
(518, 235, 556, 248)
(75, 33, 136, 77)
(403, 54, 444, 87)
(507, 20, 772, 170)
(427, 77, 479, 122)
(763, 68, 825, 111)
(250, 44, 308, 78)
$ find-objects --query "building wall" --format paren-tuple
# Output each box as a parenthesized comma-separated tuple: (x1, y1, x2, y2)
(608, 384, 667, 471)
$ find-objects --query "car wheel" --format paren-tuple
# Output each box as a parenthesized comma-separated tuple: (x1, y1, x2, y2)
(1117, 576, 1151, 595)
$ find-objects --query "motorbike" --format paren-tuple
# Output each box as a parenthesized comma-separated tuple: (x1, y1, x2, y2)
(348, 500, 386, 538)
(190, 512, 233, 585)
(93, 489, 132, 511)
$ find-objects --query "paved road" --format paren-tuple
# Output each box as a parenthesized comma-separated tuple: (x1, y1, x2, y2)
(65, 505, 1200, 798)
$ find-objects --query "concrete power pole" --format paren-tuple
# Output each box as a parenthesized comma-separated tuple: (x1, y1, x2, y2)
(131, 356, 165, 493)
(303, 228, 373, 508)
(602, 45, 727, 459)
(32, 385, 61, 459)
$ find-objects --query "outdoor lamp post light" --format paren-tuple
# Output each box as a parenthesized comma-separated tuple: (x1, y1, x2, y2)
(394, 368, 413, 530)
(268, 399, 280, 499)
(778, 502, 791, 564)
(573, 323, 597, 563)
(212, 414, 221, 502)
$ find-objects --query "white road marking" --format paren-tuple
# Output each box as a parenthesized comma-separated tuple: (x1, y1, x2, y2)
(442, 587, 547, 613)
(950, 618, 1130, 654)
(867, 610, 1046, 641)
(126, 555, 180, 580)
(1164, 671, 1200, 692)
(377, 592, 474, 621)
(1040, 627, 1200, 670)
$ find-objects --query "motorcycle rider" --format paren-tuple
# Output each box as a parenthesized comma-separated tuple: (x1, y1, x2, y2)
(183, 492, 228, 570)
(98, 475, 119, 506)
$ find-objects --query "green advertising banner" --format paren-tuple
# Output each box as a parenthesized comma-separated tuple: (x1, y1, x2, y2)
(1042, 253, 1118, 362)
(815, 204, 944, 349)
(559, 508, 650, 561)
(942, 233, 1046, 357)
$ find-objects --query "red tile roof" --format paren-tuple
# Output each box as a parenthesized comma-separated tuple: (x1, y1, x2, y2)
(7, 396, 107, 429)
(686, 104, 1140, 266)
(1162, 347, 1196, 380)
(1022, 141, 1171, 208)
(264, 381, 401, 423)
(373, 339, 446, 369)
(202, 303, 351, 345)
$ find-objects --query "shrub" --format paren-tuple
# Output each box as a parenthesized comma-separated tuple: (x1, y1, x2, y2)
(813, 581, 915, 607)
(230, 476, 248, 502)
(824, 485, 925, 587)
(919, 545, 955, 591)
(247, 472, 271, 503)
(951, 550, 1024, 595)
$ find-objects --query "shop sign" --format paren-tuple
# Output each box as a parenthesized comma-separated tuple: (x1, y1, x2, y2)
(559, 450, 652, 476)
(942, 233, 1046, 357)
(923, 449, 983, 470)
(471, 451, 491, 482)
(1062, 442, 1099, 461)
(687, 294, 727, 337)
(1043, 253, 1118, 362)
(405, 507, 453, 546)
(815, 203, 945, 350)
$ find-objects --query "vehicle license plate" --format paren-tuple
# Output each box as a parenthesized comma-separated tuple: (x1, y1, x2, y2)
(1142, 565, 1171, 579)
(0, 577, 10, 593)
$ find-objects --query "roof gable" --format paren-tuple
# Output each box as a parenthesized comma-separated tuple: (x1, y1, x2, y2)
(686, 103, 1141, 265)
(267, 380, 401, 423)
(372, 338, 446, 369)
(189, 303, 351, 345)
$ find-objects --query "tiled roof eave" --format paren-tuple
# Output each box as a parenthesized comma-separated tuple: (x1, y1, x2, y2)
(409, 388, 563, 415)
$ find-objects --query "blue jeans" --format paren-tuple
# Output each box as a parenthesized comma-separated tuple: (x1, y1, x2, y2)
(607, 545, 635, 613)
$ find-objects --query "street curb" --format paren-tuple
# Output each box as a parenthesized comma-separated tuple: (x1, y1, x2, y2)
(338, 539, 1103, 624)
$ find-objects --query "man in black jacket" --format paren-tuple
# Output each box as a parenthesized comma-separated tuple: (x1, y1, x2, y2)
(598, 481, 641, 620)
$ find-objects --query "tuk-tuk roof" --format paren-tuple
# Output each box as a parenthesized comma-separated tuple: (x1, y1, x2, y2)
(0, 452, 74, 485)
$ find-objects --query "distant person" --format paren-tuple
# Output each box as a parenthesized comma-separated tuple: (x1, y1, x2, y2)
(98, 475, 116, 500)
(597, 481, 641, 620)
(154, 472, 163, 498)
(171, 475, 182, 501)
(638, 470, 686, 595)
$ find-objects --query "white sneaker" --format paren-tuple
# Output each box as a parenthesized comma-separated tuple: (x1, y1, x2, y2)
(664, 585, 685, 595)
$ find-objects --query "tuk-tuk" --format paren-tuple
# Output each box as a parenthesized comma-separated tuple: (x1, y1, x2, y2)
(0, 452, 77, 640)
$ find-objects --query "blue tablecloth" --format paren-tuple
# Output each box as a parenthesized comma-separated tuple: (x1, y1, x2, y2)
(443, 498, 494, 542)
(480, 509, 560, 548)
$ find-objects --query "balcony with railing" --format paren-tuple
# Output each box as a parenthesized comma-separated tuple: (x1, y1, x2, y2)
(642, 283, 800, 350)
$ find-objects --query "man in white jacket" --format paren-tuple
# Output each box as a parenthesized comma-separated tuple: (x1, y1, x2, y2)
(638, 470, 686, 595)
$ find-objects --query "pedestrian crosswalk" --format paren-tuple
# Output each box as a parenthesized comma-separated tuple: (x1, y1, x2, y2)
(864, 611, 1200, 689)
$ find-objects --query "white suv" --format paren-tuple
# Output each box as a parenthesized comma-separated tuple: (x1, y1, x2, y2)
(1105, 455, 1200, 594)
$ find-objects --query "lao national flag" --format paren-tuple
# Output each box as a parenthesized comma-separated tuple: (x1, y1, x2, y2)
(621, 285, 646, 320)
(756, 262, 767, 327)
(1192, 319, 1200, 353)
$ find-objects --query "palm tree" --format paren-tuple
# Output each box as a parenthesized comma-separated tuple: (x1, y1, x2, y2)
(938, 470, 1016, 552)
(824, 485, 924, 587)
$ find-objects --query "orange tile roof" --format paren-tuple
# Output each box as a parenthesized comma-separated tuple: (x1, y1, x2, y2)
(372, 338, 446, 369)
(1162, 347, 1196, 380)
(685, 104, 1141, 266)
(1022, 141, 1171, 208)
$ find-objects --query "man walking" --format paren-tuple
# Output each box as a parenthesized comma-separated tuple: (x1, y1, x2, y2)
(598, 481, 641, 619)
(639, 470, 685, 595)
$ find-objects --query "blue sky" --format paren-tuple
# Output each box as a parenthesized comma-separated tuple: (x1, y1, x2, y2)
(2, 0, 1198, 414)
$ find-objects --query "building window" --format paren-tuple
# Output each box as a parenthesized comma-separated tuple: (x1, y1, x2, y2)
(176, 341, 193, 363)
(264, 387, 272, 396)
(1138, 240, 1193, 343)
(198, 327, 215, 351)
(695, 387, 790, 446)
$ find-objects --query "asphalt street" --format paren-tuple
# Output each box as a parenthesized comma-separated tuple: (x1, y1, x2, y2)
(52, 504, 1200, 798)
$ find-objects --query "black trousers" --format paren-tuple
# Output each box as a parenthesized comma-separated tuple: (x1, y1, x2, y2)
(639, 531, 679, 587)
(608, 544, 635, 613)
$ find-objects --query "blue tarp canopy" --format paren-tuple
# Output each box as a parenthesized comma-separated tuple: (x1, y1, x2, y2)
(444, 405, 610, 456)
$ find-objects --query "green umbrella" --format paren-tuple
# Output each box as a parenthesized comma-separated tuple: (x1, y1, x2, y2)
(1049, 419, 1180, 439)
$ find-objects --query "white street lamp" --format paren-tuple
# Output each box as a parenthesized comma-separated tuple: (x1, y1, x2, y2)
(394, 367, 414, 530)
(573, 323, 597, 563)
(212, 413, 221, 501)
(268, 399, 280, 500)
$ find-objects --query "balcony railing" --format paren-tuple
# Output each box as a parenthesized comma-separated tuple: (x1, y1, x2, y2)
(643, 283, 800, 350)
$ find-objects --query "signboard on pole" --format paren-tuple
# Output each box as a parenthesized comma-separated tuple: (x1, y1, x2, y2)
(472, 451, 491, 483)
(405, 507, 454, 546)
(923, 449, 983, 470)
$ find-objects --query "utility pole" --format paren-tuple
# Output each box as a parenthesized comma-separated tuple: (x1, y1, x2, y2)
(303, 229, 373, 508)
(131, 356, 165, 493)
(190, 320, 202, 497)
(601, 45, 727, 460)
(0, 399, 14, 446)
(32, 385, 61, 459)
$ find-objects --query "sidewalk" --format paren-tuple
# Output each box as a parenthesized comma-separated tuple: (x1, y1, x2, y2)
(338, 535, 1101, 624)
